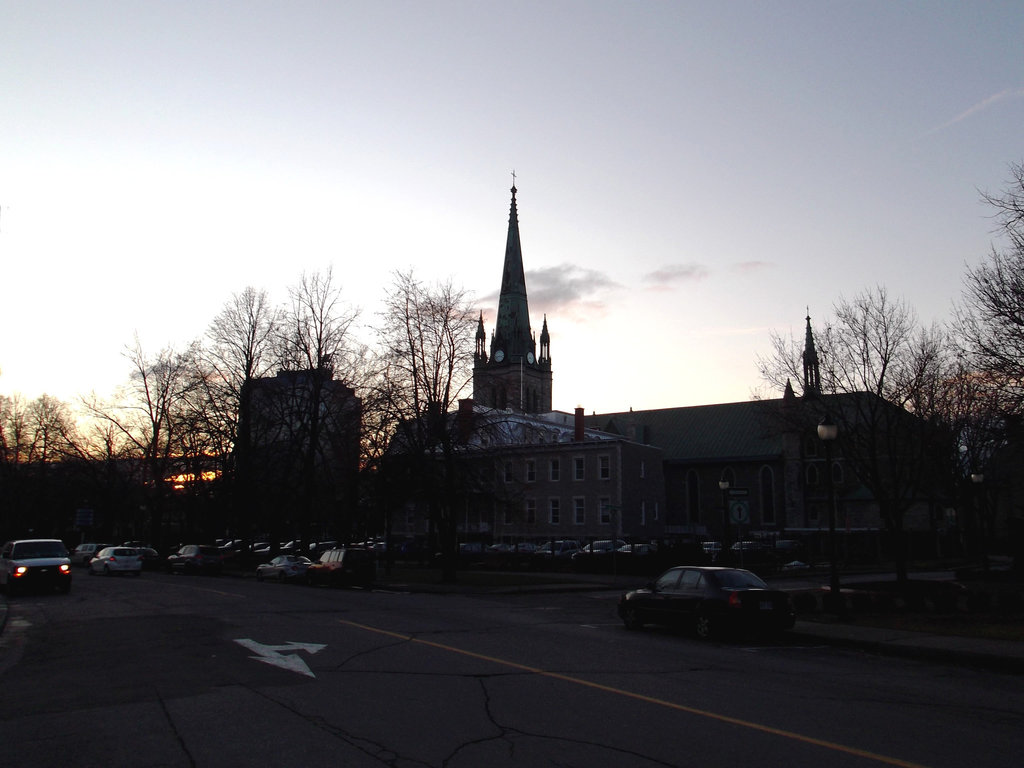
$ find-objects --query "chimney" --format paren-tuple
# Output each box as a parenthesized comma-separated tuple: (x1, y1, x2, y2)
(574, 407, 585, 442)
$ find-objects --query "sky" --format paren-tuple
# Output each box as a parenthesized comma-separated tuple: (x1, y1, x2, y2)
(2, 1, 1023, 416)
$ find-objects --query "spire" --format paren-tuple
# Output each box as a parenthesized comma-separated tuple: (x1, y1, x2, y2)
(539, 314, 550, 363)
(474, 311, 487, 362)
(490, 184, 536, 364)
(802, 311, 821, 399)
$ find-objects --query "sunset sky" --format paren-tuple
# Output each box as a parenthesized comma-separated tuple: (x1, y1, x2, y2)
(2, 1, 1022, 415)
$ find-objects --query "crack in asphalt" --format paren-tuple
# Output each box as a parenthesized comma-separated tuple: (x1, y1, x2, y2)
(157, 692, 197, 768)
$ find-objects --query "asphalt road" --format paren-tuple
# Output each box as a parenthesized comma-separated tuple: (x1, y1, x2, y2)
(1, 570, 1022, 768)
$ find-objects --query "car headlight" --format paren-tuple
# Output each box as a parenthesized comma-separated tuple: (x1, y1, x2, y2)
(14, 566, 28, 577)
(60, 564, 71, 574)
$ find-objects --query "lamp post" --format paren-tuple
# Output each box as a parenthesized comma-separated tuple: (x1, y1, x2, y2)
(817, 416, 841, 607)
(718, 480, 730, 560)
(971, 472, 988, 572)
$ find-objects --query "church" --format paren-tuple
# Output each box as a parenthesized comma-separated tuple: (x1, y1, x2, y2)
(399, 184, 941, 563)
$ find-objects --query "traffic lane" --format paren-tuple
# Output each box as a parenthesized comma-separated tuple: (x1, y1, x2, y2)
(316, 592, 1023, 768)
(5, 574, 1022, 768)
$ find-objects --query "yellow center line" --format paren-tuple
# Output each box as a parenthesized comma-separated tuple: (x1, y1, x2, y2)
(338, 618, 931, 768)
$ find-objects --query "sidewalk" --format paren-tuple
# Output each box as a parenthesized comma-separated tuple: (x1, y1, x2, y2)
(375, 566, 1024, 674)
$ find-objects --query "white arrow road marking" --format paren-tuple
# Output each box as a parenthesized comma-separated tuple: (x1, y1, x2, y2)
(234, 638, 326, 678)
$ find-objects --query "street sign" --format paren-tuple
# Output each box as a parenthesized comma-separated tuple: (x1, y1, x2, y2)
(728, 500, 750, 524)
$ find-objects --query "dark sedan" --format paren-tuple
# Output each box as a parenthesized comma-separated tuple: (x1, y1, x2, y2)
(617, 566, 795, 639)
(166, 544, 223, 575)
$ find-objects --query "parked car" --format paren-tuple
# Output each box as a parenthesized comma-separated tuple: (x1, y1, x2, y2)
(71, 542, 111, 566)
(571, 540, 626, 572)
(617, 566, 795, 639)
(534, 540, 581, 559)
(135, 547, 162, 570)
(256, 555, 312, 582)
(305, 547, 375, 588)
(166, 544, 223, 575)
(89, 546, 143, 576)
(0, 539, 72, 596)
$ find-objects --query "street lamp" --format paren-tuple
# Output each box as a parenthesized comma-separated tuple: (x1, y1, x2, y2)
(817, 416, 841, 608)
(718, 479, 730, 558)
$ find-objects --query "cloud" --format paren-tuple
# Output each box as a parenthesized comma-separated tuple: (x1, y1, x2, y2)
(927, 88, 1024, 135)
(641, 263, 710, 290)
(478, 263, 620, 322)
(732, 260, 772, 274)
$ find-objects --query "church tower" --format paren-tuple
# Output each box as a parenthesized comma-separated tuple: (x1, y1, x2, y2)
(802, 312, 821, 399)
(473, 184, 553, 412)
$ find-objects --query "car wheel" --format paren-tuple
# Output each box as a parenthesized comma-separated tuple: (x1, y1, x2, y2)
(277, 572, 285, 582)
(104, 565, 112, 576)
(256, 571, 264, 582)
(621, 605, 644, 631)
(695, 612, 715, 640)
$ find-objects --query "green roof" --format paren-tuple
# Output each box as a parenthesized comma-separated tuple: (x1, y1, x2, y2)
(585, 400, 789, 463)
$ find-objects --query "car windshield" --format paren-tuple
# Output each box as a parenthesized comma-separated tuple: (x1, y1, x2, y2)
(715, 570, 768, 589)
(11, 541, 68, 559)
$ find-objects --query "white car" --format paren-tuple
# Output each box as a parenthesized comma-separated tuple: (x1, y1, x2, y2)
(88, 546, 143, 576)
(256, 555, 312, 582)
(1, 539, 72, 595)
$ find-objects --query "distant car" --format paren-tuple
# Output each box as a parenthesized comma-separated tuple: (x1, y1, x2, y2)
(617, 566, 795, 639)
(0, 539, 72, 596)
(256, 555, 312, 582)
(166, 544, 223, 575)
(89, 546, 143, 576)
(71, 542, 111, 566)
(305, 547, 375, 588)
(534, 540, 581, 558)
(136, 547, 162, 570)
(571, 539, 627, 572)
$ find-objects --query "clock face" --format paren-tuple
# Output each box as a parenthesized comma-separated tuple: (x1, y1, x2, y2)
(527, 352, 535, 364)
(494, 349, 505, 362)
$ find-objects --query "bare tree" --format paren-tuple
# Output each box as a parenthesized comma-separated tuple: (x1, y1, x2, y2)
(83, 336, 203, 546)
(202, 287, 281, 541)
(256, 269, 361, 548)
(759, 287, 953, 583)
(374, 270, 477, 581)
(956, 163, 1024, 414)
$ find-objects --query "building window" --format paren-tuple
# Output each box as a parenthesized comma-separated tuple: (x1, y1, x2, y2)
(599, 497, 611, 524)
(549, 498, 560, 524)
(805, 435, 819, 457)
(806, 464, 820, 487)
(760, 466, 776, 525)
(504, 462, 513, 483)
(550, 459, 560, 481)
(599, 455, 610, 480)
(525, 498, 536, 524)
(640, 460, 646, 479)
(640, 500, 647, 526)
(831, 461, 844, 485)
(526, 459, 536, 482)
(504, 504, 514, 525)
(574, 497, 586, 525)
(654, 501, 659, 521)
(574, 456, 585, 480)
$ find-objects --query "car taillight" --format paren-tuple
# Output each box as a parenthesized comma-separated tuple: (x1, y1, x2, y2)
(110, 557, 117, 562)
(728, 592, 742, 608)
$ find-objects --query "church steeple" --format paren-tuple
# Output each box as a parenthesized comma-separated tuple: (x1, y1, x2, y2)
(472, 182, 553, 413)
(802, 311, 821, 399)
(490, 184, 536, 364)
(474, 311, 487, 363)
